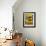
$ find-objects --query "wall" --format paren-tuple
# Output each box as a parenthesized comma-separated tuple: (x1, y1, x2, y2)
(0, 0, 17, 38)
(0, 0, 17, 30)
(41, 0, 46, 46)
(14, 0, 41, 46)
(13, 0, 46, 46)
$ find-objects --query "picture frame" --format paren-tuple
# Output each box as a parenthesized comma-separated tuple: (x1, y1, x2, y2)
(23, 12, 36, 28)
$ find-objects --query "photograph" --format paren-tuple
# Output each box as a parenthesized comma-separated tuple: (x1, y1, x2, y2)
(0, 0, 45, 46)
(23, 12, 36, 28)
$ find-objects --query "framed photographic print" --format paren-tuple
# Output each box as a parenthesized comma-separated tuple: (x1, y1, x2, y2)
(23, 12, 36, 28)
